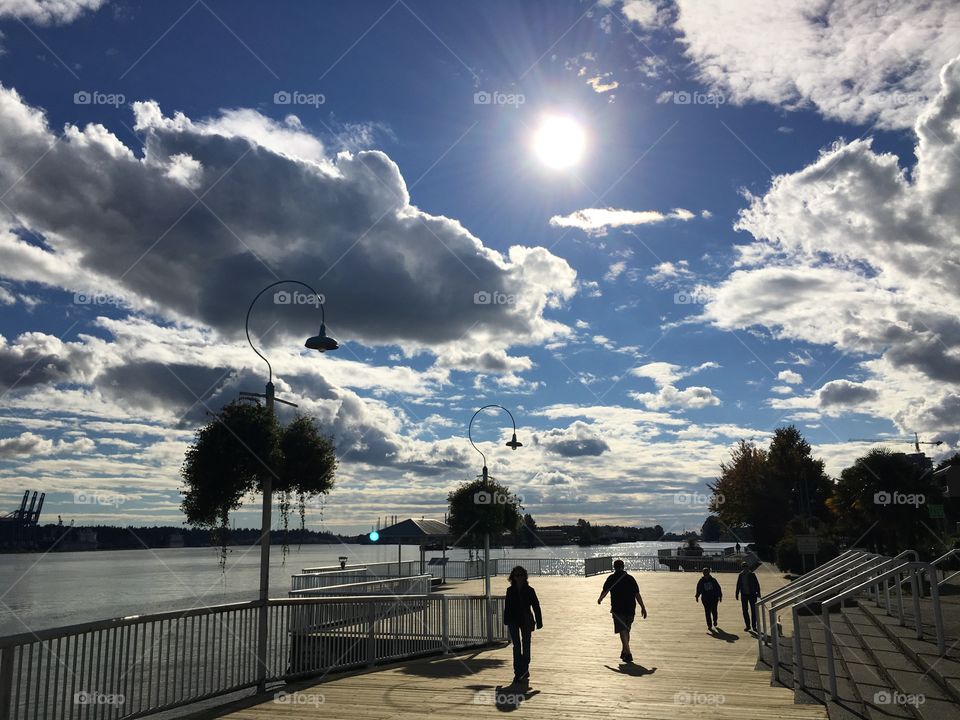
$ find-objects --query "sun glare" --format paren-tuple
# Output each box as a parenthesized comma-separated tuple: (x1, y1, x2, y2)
(532, 115, 586, 170)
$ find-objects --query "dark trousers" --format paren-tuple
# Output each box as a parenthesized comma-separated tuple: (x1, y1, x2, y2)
(507, 624, 531, 677)
(702, 597, 719, 627)
(741, 595, 758, 629)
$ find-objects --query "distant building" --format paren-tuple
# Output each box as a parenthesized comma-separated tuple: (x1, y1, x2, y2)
(935, 464, 960, 499)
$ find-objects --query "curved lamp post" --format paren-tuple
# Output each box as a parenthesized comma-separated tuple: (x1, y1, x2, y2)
(468, 404, 522, 642)
(244, 279, 338, 693)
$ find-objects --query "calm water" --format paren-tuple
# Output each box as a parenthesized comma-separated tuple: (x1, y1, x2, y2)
(0, 541, 732, 635)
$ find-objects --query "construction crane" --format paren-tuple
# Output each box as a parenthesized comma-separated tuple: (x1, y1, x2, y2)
(0, 489, 44, 549)
(848, 432, 943, 453)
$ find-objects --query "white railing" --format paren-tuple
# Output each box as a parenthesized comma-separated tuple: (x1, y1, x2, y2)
(291, 571, 373, 591)
(300, 560, 422, 578)
(289, 575, 433, 598)
(0, 594, 505, 720)
(821, 562, 945, 699)
(426, 559, 494, 580)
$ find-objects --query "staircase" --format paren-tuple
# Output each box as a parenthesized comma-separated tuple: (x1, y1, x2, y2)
(756, 550, 960, 720)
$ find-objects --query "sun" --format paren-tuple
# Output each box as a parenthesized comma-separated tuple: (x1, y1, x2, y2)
(532, 115, 586, 170)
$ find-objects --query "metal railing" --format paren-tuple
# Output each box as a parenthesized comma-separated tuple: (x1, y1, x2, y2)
(300, 560, 422, 578)
(930, 548, 960, 587)
(288, 575, 433, 598)
(821, 562, 945, 699)
(290, 571, 374, 591)
(0, 594, 505, 720)
(426, 559, 495, 580)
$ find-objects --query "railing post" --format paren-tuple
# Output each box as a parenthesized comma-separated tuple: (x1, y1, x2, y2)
(770, 608, 780, 683)
(883, 576, 890, 613)
(0, 647, 13, 720)
(366, 602, 376, 667)
(824, 607, 837, 699)
(792, 607, 804, 690)
(910, 569, 923, 639)
(441, 595, 450, 653)
(896, 570, 905, 625)
(927, 572, 946, 655)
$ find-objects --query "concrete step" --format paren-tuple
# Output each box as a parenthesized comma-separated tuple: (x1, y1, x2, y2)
(858, 602, 960, 709)
(803, 618, 869, 720)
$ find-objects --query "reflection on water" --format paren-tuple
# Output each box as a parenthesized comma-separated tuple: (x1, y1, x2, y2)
(0, 541, 731, 635)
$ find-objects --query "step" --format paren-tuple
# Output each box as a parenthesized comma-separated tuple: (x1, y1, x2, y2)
(803, 618, 868, 720)
(858, 602, 960, 706)
(843, 607, 960, 720)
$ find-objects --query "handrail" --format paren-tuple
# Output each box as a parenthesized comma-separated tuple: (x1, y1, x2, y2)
(758, 551, 873, 640)
(760, 550, 864, 605)
(821, 562, 945, 699)
(791, 557, 914, 690)
(289, 575, 433, 596)
(765, 554, 889, 682)
(931, 548, 960, 587)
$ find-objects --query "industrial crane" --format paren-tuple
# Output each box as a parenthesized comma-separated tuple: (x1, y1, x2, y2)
(847, 432, 943, 453)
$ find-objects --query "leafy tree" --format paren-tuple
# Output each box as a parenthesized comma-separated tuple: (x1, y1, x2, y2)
(516, 513, 539, 547)
(829, 449, 939, 555)
(181, 401, 336, 565)
(447, 476, 523, 547)
(700, 515, 723, 542)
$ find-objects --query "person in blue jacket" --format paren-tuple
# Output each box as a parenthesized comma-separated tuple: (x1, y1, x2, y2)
(694, 567, 722, 630)
(502, 565, 543, 683)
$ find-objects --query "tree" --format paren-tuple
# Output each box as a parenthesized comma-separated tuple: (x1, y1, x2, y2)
(516, 513, 538, 547)
(700, 515, 723, 542)
(447, 476, 523, 547)
(181, 401, 336, 564)
(829, 449, 939, 555)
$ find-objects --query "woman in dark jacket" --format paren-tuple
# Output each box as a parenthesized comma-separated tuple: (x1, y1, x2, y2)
(502, 565, 543, 683)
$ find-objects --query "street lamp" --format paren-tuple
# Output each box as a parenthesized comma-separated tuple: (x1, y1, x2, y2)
(244, 279, 338, 693)
(468, 404, 522, 642)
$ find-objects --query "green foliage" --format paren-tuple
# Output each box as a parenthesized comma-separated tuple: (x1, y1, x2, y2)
(700, 515, 723, 542)
(829, 449, 939, 555)
(709, 427, 833, 559)
(447, 476, 523, 547)
(181, 401, 337, 562)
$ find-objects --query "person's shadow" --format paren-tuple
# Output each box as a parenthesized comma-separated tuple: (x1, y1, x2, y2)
(709, 627, 739, 643)
(605, 663, 657, 677)
(492, 681, 540, 712)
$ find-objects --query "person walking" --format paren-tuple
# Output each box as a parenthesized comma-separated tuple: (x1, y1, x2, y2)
(502, 565, 543, 684)
(695, 567, 722, 630)
(735, 562, 762, 632)
(597, 559, 647, 662)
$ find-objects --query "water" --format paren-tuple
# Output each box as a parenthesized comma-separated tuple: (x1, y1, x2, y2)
(0, 541, 733, 635)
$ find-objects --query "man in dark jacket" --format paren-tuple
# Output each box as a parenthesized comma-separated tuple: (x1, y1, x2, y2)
(694, 567, 722, 630)
(597, 559, 647, 662)
(735, 562, 762, 631)
(502, 566, 543, 683)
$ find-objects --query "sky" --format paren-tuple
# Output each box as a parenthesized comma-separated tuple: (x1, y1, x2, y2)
(0, 0, 958, 536)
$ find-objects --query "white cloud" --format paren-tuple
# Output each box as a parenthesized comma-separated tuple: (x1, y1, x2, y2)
(665, 0, 960, 129)
(0, 0, 105, 24)
(630, 384, 721, 410)
(700, 55, 960, 441)
(645, 260, 693, 285)
(777, 369, 803, 385)
(549, 206, 697, 235)
(604, 261, 627, 282)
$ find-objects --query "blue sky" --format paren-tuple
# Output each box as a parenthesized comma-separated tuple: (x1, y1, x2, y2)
(0, 0, 958, 535)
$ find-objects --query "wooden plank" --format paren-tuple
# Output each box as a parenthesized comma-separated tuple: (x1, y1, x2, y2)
(216, 572, 826, 719)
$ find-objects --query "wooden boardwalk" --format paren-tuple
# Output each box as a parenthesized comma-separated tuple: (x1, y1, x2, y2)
(206, 573, 826, 719)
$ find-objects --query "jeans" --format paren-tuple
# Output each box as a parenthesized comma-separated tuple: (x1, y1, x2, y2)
(741, 595, 758, 629)
(507, 624, 532, 677)
(702, 597, 719, 627)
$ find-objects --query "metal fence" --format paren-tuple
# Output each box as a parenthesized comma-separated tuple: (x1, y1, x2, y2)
(300, 560, 422, 578)
(0, 594, 505, 720)
(288, 575, 433, 598)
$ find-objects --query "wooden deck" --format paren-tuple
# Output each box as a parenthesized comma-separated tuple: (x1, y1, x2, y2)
(205, 572, 826, 719)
